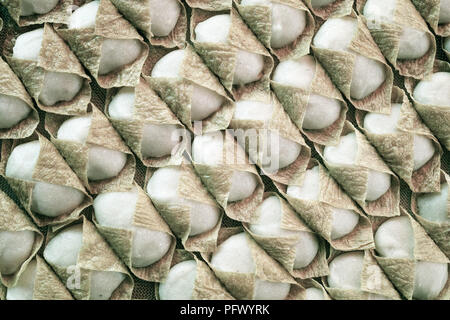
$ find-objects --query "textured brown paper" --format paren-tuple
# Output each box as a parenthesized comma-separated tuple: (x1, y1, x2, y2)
(298, 278, 331, 300)
(145, 163, 224, 253)
(142, 44, 235, 135)
(411, 170, 450, 258)
(410, 0, 450, 36)
(4, 23, 91, 115)
(356, 86, 442, 193)
(322, 250, 402, 300)
(356, 0, 436, 79)
(110, 0, 187, 48)
(271, 54, 348, 146)
(155, 249, 235, 300)
(229, 90, 311, 185)
(0, 133, 92, 227)
(404, 59, 450, 150)
(45, 103, 136, 194)
(303, 0, 354, 20)
(190, 130, 265, 223)
(371, 207, 450, 300)
(315, 121, 400, 217)
(275, 159, 375, 251)
(0, 190, 43, 287)
(186, 0, 232, 11)
(45, 216, 134, 300)
(0, 56, 39, 139)
(0, 0, 72, 26)
(243, 192, 329, 279)
(92, 183, 176, 282)
(190, 8, 274, 98)
(235, 0, 316, 61)
(202, 227, 306, 300)
(311, 11, 394, 114)
(105, 77, 188, 168)
(56, 0, 149, 89)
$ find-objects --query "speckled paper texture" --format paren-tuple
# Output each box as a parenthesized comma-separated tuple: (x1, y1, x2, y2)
(45, 104, 136, 194)
(235, 0, 315, 61)
(303, 0, 354, 20)
(0, 133, 92, 227)
(410, 0, 450, 36)
(105, 77, 188, 168)
(0, 190, 43, 287)
(4, 23, 91, 115)
(315, 121, 400, 217)
(404, 59, 450, 150)
(356, 86, 442, 193)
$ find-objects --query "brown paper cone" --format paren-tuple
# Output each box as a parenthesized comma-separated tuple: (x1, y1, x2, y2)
(298, 278, 332, 300)
(314, 121, 401, 217)
(411, 0, 450, 36)
(0, 133, 92, 227)
(356, 86, 442, 193)
(1, 0, 72, 26)
(45, 103, 136, 194)
(105, 77, 188, 168)
(303, 0, 354, 20)
(186, 0, 232, 10)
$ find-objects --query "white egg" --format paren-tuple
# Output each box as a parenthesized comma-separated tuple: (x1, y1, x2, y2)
(108, 87, 135, 119)
(327, 251, 364, 290)
(233, 100, 274, 120)
(313, 17, 386, 100)
(68, 1, 100, 29)
(12, 28, 44, 61)
(98, 39, 143, 76)
(305, 287, 325, 300)
(412, 134, 435, 170)
(302, 94, 342, 130)
(158, 260, 197, 300)
(6, 258, 37, 300)
(44, 224, 83, 268)
(20, 0, 59, 16)
(89, 270, 126, 300)
(151, 49, 224, 121)
(149, 0, 181, 37)
(38, 71, 83, 106)
(310, 0, 336, 8)
(211, 232, 291, 300)
(366, 170, 391, 200)
(232, 50, 265, 85)
(413, 72, 450, 107)
(417, 183, 449, 223)
(445, 37, 450, 51)
(249, 196, 319, 269)
(330, 208, 359, 240)
(413, 261, 448, 300)
(93, 190, 172, 268)
(0, 94, 31, 129)
(374, 216, 415, 259)
(439, 0, 450, 24)
(57, 115, 128, 181)
(192, 132, 259, 202)
(0, 230, 35, 275)
(5, 140, 41, 181)
(146, 167, 220, 236)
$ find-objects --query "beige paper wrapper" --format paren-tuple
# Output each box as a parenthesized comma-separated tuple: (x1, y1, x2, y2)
(57, 0, 149, 89)
(411, 170, 450, 259)
(275, 159, 375, 251)
(271, 55, 348, 146)
(142, 44, 235, 135)
(404, 59, 450, 150)
(105, 77, 188, 168)
(4, 24, 91, 116)
(110, 0, 187, 48)
(0, 56, 39, 139)
(303, 0, 354, 20)
(229, 90, 311, 185)
(243, 192, 329, 279)
(311, 11, 394, 114)
(356, 0, 437, 79)
(202, 227, 306, 300)
(155, 249, 235, 300)
(0, 0, 72, 26)
(298, 278, 331, 300)
(45, 104, 136, 194)
(145, 163, 224, 253)
(0, 190, 43, 287)
(190, 8, 274, 98)
(45, 216, 134, 300)
(411, 0, 450, 36)
(234, 0, 315, 61)
(186, 0, 232, 11)
(322, 249, 402, 300)
(315, 121, 400, 217)
(0, 133, 92, 227)
(190, 130, 265, 223)
(356, 86, 442, 193)
(92, 183, 176, 282)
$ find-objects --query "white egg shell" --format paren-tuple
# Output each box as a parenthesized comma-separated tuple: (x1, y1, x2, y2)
(12, 28, 44, 61)
(259, 131, 301, 172)
(89, 270, 126, 300)
(445, 37, 450, 51)
(0, 230, 35, 275)
(44, 224, 83, 267)
(20, 0, 59, 16)
(413, 72, 450, 107)
(330, 208, 359, 240)
(350, 54, 386, 100)
(439, 0, 450, 24)
(158, 260, 197, 300)
(302, 94, 342, 130)
(108, 87, 135, 120)
(234, 99, 273, 120)
(232, 49, 265, 85)
(0, 94, 31, 129)
(286, 166, 321, 201)
(5, 140, 40, 181)
(98, 39, 143, 76)
(417, 183, 449, 223)
(38, 71, 84, 106)
(374, 216, 415, 259)
(68, 1, 100, 29)
(6, 258, 37, 300)
(413, 261, 448, 300)
(310, 0, 336, 8)
(412, 134, 435, 170)
(149, 0, 181, 37)
(305, 287, 325, 300)
(327, 251, 364, 290)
